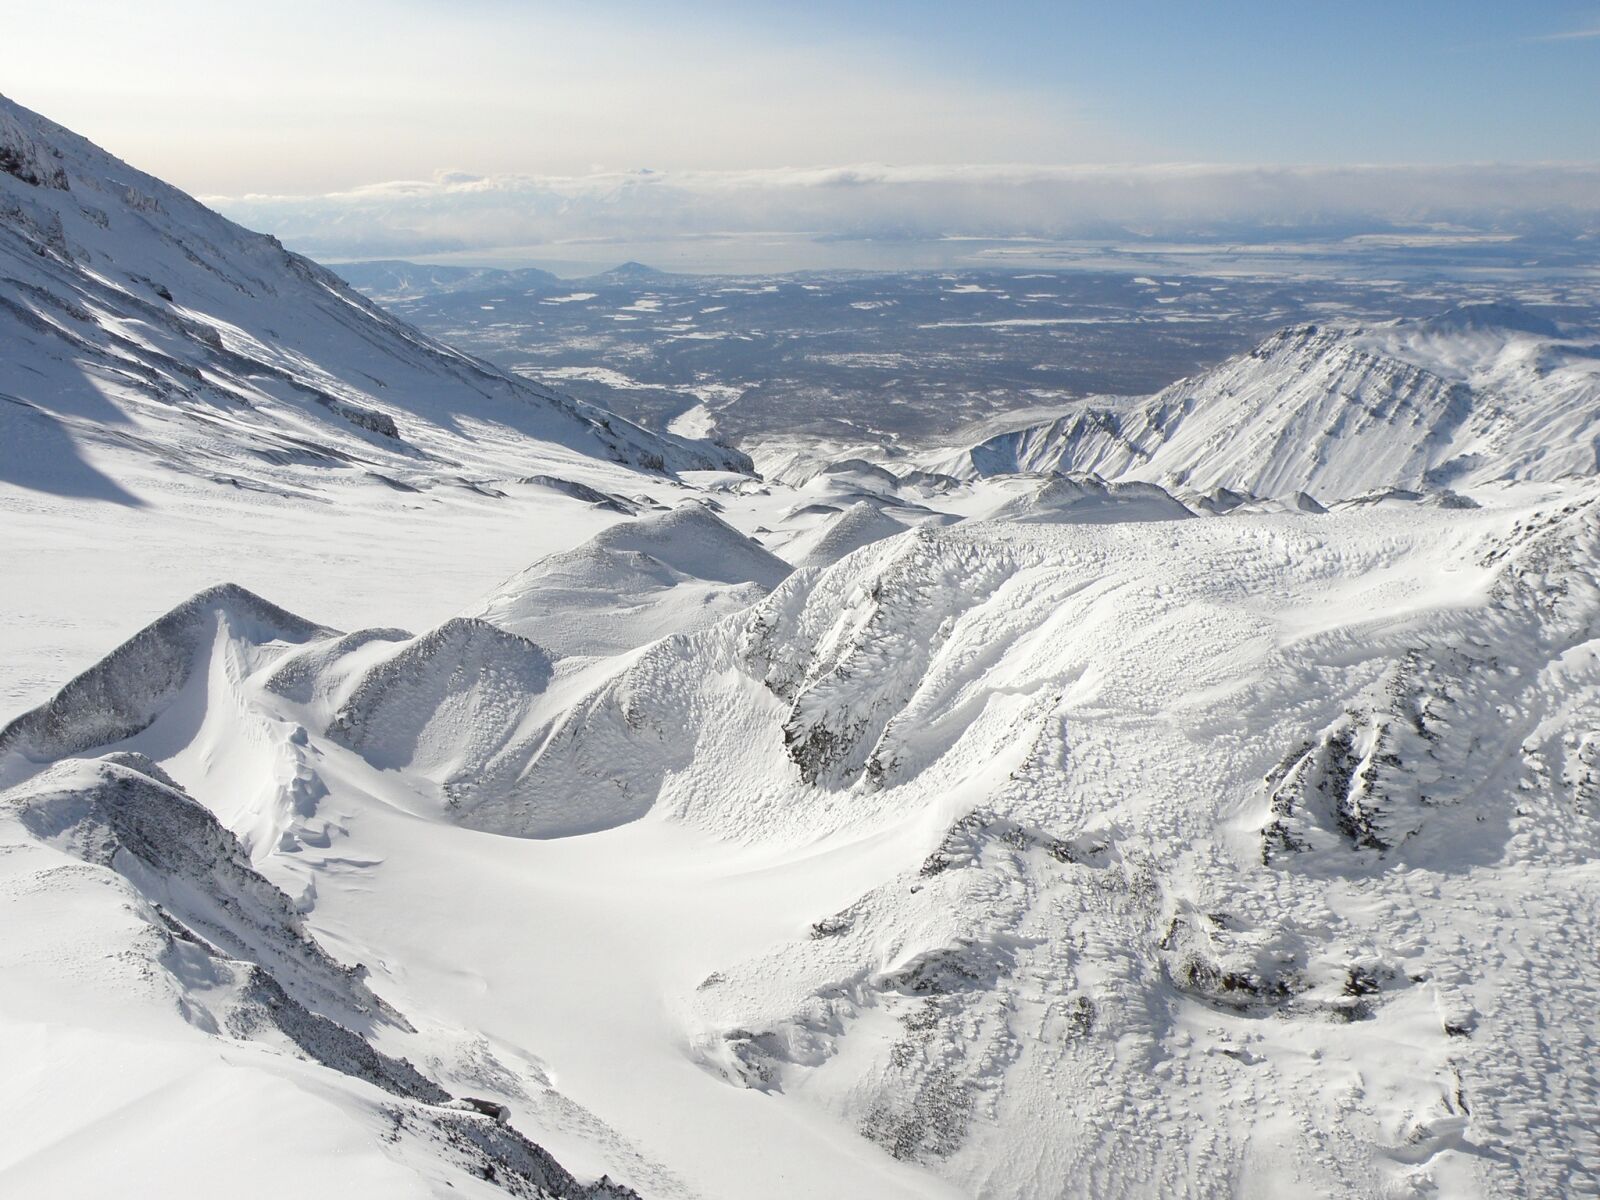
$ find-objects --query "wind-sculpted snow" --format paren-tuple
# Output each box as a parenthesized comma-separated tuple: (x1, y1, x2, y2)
(0, 582, 329, 776)
(938, 315, 1600, 502)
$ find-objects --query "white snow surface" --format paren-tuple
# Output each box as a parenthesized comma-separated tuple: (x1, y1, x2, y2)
(5, 97, 1600, 1200)
(781, 501, 911, 571)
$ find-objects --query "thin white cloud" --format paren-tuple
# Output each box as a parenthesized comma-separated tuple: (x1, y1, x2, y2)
(208, 162, 1600, 260)
(1525, 25, 1600, 41)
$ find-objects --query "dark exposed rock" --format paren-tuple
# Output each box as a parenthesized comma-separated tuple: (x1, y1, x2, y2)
(382, 1105, 643, 1199)
(231, 965, 448, 1102)
(457, 1096, 514, 1124)
(519, 474, 638, 514)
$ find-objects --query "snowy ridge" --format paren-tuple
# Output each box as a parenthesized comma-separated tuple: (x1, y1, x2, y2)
(666, 498, 1600, 1196)
(938, 311, 1600, 501)
(9, 754, 402, 1032)
(0, 582, 329, 774)
(0, 753, 642, 1199)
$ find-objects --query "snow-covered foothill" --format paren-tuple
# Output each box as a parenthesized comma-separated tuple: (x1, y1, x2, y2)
(975, 473, 1194, 524)
(781, 500, 911, 570)
(469, 503, 792, 659)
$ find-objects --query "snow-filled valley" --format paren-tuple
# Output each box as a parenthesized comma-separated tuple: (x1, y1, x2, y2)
(5, 92, 1600, 1200)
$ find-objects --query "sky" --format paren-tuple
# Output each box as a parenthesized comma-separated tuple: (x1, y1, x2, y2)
(6, 1, 1600, 263)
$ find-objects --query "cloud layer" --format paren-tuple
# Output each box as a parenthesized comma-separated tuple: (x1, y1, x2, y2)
(210, 162, 1600, 261)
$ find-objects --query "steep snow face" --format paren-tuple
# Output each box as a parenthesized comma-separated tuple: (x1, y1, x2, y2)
(0, 92, 748, 507)
(939, 317, 1600, 501)
(470, 504, 792, 659)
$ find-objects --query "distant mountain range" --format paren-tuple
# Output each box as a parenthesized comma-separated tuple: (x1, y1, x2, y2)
(333, 258, 676, 305)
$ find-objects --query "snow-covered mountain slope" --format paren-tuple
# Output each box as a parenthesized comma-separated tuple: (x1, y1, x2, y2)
(0, 93, 747, 509)
(470, 503, 792, 659)
(783, 501, 910, 571)
(937, 307, 1600, 501)
(8, 480, 1600, 1198)
(433, 490, 1600, 1198)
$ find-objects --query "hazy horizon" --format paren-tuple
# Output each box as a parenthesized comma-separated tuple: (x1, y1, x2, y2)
(9, 1, 1600, 268)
